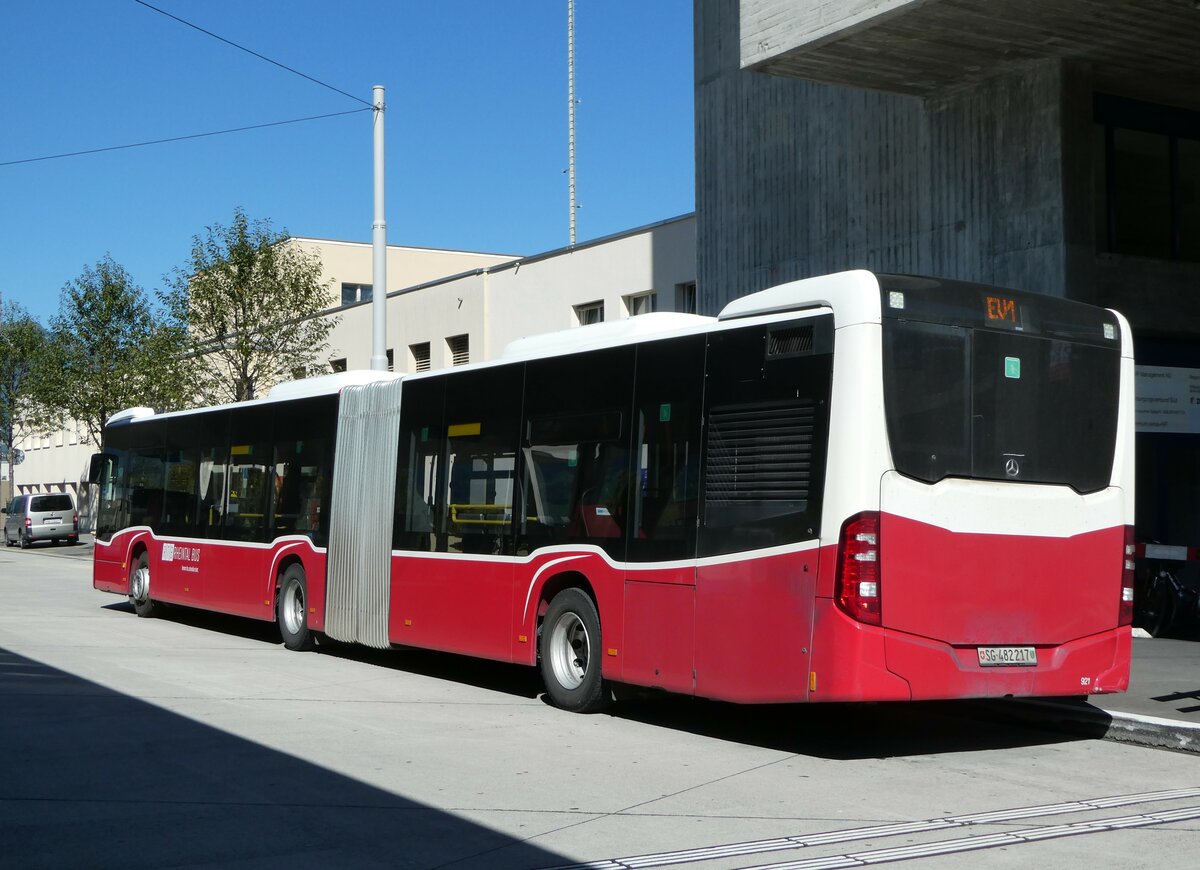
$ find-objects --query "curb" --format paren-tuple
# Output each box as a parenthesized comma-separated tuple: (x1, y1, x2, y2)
(991, 698, 1200, 753)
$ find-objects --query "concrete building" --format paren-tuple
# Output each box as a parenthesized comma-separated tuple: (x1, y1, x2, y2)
(10, 215, 697, 519)
(696, 0, 1200, 547)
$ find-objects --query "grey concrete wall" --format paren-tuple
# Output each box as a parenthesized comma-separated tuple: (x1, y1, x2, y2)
(697, 0, 1079, 312)
(740, 0, 924, 69)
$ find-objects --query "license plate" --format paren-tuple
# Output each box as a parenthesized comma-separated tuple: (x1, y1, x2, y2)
(977, 646, 1037, 667)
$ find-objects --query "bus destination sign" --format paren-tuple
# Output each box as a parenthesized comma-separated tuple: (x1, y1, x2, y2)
(985, 295, 1022, 329)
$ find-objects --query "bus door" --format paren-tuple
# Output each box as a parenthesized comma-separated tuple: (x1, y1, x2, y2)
(621, 336, 706, 696)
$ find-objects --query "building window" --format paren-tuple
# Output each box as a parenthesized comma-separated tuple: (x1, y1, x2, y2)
(341, 282, 373, 305)
(330, 358, 347, 373)
(1095, 95, 1200, 262)
(676, 282, 697, 314)
(386, 348, 394, 372)
(574, 301, 604, 326)
(447, 334, 470, 367)
(410, 342, 431, 372)
(624, 292, 657, 317)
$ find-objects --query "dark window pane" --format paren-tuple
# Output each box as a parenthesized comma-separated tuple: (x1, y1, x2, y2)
(394, 377, 446, 552)
(520, 347, 635, 559)
(627, 336, 705, 562)
(882, 321, 972, 483)
(127, 448, 165, 531)
(158, 447, 199, 536)
(882, 320, 1119, 493)
(442, 366, 523, 555)
(1181, 138, 1200, 262)
(272, 397, 336, 545)
(30, 494, 72, 511)
(95, 449, 130, 540)
(971, 332, 1118, 492)
(1112, 128, 1171, 258)
(1093, 123, 1109, 252)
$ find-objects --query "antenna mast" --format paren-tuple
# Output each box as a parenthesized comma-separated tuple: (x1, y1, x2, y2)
(568, 0, 577, 247)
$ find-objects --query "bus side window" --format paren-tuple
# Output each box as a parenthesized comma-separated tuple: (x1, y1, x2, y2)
(272, 438, 328, 539)
(159, 448, 199, 536)
(271, 396, 336, 546)
(95, 450, 131, 541)
(394, 376, 446, 552)
(127, 448, 166, 531)
(520, 347, 635, 559)
(441, 366, 523, 556)
(627, 335, 705, 562)
(224, 443, 271, 542)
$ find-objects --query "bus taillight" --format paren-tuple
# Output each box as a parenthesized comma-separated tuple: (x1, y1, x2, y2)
(836, 512, 881, 626)
(1120, 526, 1135, 626)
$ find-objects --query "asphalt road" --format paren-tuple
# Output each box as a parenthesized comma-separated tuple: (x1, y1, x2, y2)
(1, 542, 1199, 869)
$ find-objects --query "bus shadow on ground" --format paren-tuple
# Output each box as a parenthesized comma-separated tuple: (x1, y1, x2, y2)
(97, 603, 1106, 760)
(0, 644, 569, 870)
(609, 695, 1110, 760)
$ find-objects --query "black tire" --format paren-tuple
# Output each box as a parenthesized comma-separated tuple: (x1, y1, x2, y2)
(277, 564, 315, 652)
(19, 532, 31, 549)
(539, 588, 610, 713)
(129, 552, 158, 618)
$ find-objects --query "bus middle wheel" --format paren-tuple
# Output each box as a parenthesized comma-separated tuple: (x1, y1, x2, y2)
(540, 588, 610, 713)
(277, 564, 316, 652)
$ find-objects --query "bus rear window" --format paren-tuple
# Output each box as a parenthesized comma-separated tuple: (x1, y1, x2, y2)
(883, 320, 1120, 493)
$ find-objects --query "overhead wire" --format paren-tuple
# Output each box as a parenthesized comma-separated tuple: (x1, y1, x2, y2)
(132, 0, 372, 107)
(2, 2, 377, 167)
(0, 108, 371, 167)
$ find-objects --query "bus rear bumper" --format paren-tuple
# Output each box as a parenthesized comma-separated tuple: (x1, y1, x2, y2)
(808, 600, 1131, 702)
(882, 624, 1131, 700)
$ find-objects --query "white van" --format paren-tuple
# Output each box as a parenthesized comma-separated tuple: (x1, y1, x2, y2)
(3, 493, 79, 548)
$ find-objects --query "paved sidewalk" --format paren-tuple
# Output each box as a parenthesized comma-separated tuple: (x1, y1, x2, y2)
(1003, 636, 1200, 753)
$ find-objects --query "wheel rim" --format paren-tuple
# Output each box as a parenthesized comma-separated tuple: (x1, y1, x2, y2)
(131, 565, 149, 603)
(283, 582, 305, 634)
(548, 611, 590, 690)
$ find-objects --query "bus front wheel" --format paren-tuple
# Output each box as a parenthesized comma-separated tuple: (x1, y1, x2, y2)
(540, 588, 610, 713)
(278, 565, 315, 652)
(129, 552, 158, 618)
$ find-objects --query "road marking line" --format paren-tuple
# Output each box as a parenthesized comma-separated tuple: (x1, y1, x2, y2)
(538, 787, 1200, 870)
(740, 805, 1200, 869)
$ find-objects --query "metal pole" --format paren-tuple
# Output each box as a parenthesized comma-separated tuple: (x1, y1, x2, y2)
(370, 84, 388, 372)
(568, 0, 577, 247)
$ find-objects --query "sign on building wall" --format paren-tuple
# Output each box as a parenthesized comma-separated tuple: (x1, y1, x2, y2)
(1136, 365, 1200, 434)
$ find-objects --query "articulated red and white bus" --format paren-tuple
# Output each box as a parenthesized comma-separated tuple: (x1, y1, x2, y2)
(92, 270, 1135, 712)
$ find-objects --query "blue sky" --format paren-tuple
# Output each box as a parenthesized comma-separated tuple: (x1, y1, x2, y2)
(0, 1, 694, 323)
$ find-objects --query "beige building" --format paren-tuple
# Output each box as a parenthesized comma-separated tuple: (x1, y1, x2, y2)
(9, 214, 697, 522)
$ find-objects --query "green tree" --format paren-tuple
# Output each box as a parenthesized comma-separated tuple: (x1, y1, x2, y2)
(0, 300, 51, 487)
(164, 208, 339, 404)
(40, 256, 194, 448)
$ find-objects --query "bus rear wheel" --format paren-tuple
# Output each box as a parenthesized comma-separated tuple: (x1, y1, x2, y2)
(278, 565, 315, 652)
(540, 588, 610, 713)
(129, 552, 158, 618)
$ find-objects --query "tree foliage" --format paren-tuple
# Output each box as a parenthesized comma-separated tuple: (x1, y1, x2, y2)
(164, 208, 338, 404)
(39, 256, 194, 448)
(0, 300, 50, 485)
